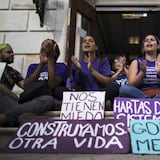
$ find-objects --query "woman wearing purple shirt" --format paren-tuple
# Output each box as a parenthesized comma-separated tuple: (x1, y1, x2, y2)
(69, 36, 119, 110)
(111, 55, 129, 86)
(25, 39, 68, 108)
(119, 34, 160, 98)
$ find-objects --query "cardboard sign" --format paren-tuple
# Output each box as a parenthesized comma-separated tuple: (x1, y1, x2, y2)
(114, 97, 160, 127)
(60, 91, 105, 120)
(0, 62, 6, 80)
(6, 119, 130, 153)
(130, 120, 160, 154)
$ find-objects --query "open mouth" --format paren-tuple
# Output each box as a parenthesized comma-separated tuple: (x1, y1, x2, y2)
(146, 44, 153, 48)
(84, 45, 91, 49)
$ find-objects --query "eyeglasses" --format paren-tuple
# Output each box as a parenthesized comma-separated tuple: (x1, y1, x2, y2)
(114, 59, 120, 63)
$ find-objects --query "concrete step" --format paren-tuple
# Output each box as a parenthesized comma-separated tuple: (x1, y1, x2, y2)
(0, 127, 17, 151)
(42, 111, 114, 119)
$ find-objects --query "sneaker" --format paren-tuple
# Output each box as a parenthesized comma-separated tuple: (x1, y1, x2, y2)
(0, 114, 6, 125)
(18, 113, 49, 123)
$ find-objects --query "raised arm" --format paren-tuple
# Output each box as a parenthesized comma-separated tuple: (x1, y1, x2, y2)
(128, 59, 146, 87)
(87, 53, 111, 86)
(47, 43, 62, 89)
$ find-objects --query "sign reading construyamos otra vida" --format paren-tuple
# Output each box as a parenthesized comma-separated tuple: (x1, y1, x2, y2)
(6, 119, 130, 153)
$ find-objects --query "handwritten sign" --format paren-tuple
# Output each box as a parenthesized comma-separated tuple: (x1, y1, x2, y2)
(130, 120, 160, 154)
(6, 119, 130, 153)
(114, 97, 160, 127)
(60, 91, 105, 120)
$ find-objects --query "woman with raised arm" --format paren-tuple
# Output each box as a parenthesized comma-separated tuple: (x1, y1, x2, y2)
(69, 35, 119, 110)
(119, 34, 160, 98)
(111, 55, 129, 86)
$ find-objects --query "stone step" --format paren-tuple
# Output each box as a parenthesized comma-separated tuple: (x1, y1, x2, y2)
(42, 111, 114, 119)
(0, 127, 17, 151)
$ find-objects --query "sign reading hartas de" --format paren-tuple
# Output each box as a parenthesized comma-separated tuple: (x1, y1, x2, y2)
(130, 120, 160, 154)
(6, 119, 130, 153)
(114, 97, 160, 127)
(60, 91, 105, 120)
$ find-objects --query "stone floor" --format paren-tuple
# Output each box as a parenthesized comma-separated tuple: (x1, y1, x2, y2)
(0, 153, 160, 160)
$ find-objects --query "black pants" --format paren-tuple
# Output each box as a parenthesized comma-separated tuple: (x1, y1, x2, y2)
(0, 93, 53, 126)
(52, 86, 70, 100)
(102, 82, 120, 110)
(51, 86, 70, 110)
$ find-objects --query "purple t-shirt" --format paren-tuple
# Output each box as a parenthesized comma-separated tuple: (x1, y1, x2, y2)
(26, 63, 67, 85)
(116, 74, 128, 86)
(71, 57, 112, 90)
(137, 57, 160, 90)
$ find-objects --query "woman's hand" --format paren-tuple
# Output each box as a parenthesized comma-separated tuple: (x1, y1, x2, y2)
(46, 43, 56, 59)
(118, 62, 125, 73)
(39, 54, 48, 65)
(87, 52, 93, 72)
(40, 41, 56, 63)
(71, 55, 81, 70)
(139, 60, 147, 73)
(155, 61, 160, 74)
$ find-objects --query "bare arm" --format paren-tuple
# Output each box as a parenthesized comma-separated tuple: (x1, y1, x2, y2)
(123, 66, 129, 76)
(155, 54, 160, 74)
(24, 42, 63, 89)
(23, 62, 44, 88)
(0, 83, 18, 99)
(71, 54, 111, 87)
(90, 68, 111, 86)
(111, 62, 124, 81)
(71, 55, 81, 71)
(121, 55, 129, 76)
(47, 53, 62, 89)
(128, 59, 146, 87)
(88, 53, 111, 86)
(155, 61, 160, 74)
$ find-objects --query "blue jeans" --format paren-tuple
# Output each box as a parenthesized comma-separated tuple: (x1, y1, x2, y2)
(0, 93, 53, 126)
(119, 84, 160, 98)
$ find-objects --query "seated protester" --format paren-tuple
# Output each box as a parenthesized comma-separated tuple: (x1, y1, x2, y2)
(119, 34, 160, 98)
(69, 35, 119, 110)
(25, 39, 69, 110)
(111, 55, 128, 86)
(0, 44, 53, 127)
